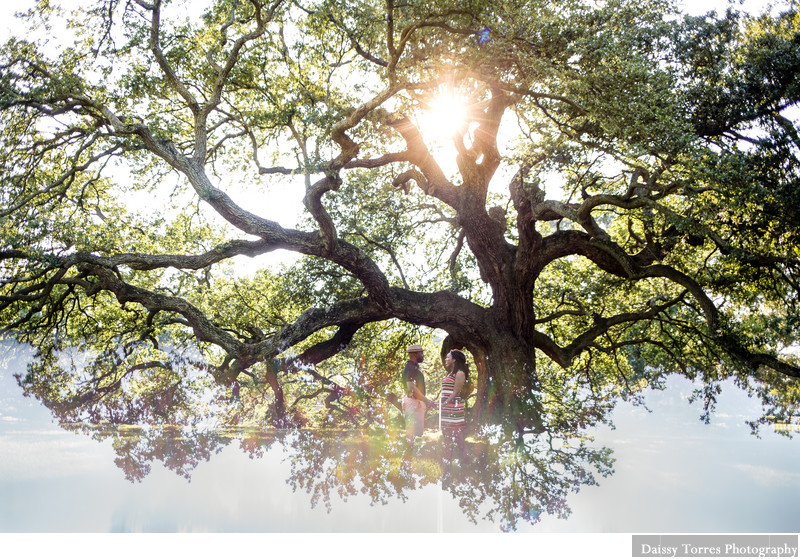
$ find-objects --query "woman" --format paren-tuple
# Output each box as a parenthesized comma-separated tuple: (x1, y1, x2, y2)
(439, 349, 470, 462)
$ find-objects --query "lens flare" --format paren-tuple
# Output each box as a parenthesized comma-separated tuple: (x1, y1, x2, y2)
(418, 91, 467, 144)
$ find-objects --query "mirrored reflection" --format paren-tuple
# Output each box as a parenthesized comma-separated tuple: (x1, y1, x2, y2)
(5, 339, 796, 532)
(52, 420, 613, 531)
(288, 428, 614, 531)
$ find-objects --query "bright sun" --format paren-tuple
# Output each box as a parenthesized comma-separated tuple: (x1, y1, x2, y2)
(417, 92, 467, 146)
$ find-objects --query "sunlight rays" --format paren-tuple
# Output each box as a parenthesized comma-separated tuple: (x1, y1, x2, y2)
(411, 88, 471, 177)
(418, 90, 468, 145)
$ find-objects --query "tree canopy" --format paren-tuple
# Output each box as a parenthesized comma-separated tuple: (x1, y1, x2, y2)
(2, 0, 800, 434)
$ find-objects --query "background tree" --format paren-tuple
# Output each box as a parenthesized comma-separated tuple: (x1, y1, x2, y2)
(2, 0, 799, 432)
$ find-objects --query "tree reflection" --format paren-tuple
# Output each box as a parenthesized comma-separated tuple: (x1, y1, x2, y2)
(45, 420, 612, 530)
(4, 337, 615, 528)
(284, 427, 614, 531)
(3, 338, 790, 530)
(59, 422, 287, 483)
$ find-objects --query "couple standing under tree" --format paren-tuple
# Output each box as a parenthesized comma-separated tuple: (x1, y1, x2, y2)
(401, 344, 469, 461)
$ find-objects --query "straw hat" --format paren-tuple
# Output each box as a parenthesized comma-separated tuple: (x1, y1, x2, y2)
(406, 344, 424, 353)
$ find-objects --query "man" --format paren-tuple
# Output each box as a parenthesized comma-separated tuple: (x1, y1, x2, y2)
(401, 343, 434, 445)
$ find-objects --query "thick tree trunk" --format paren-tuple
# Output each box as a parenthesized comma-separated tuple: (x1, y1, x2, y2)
(446, 328, 544, 435)
(264, 360, 289, 427)
(479, 333, 544, 435)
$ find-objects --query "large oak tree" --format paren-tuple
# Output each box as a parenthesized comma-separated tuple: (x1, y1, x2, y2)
(2, 0, 799, 432)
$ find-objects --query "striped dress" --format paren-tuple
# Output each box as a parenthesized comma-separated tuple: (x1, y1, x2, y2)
(440, 370, 466, 429)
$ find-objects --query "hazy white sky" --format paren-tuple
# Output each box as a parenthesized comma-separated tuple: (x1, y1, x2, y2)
(0, 0, 788, 40)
